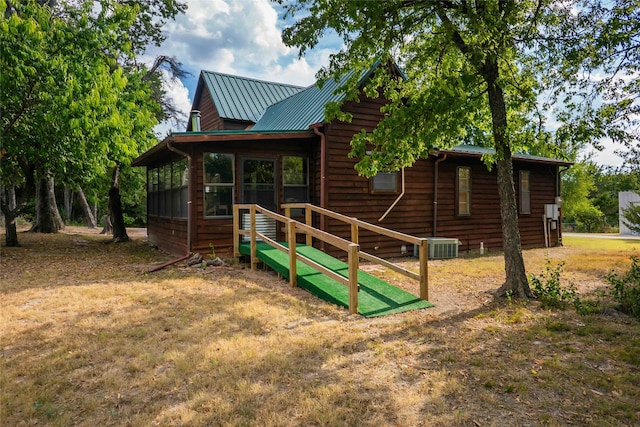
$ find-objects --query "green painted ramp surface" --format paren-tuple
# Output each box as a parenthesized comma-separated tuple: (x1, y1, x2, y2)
(239, 242, 434, 317)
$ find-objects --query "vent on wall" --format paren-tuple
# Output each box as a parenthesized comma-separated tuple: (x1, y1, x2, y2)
(414, 238, 459, 259)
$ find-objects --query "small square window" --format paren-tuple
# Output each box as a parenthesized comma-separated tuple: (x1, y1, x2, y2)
(371, 172, 398, 193)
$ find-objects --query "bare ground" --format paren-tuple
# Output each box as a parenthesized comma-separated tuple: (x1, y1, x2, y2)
(1, 227, 639, 426)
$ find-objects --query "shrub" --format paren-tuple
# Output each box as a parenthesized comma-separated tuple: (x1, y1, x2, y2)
(530, 260, 583, 312)
(573, 204, 605, 233)
(605, 256, 640, 319)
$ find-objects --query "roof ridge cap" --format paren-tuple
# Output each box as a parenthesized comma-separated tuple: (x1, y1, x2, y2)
(201, 69, 305, 89)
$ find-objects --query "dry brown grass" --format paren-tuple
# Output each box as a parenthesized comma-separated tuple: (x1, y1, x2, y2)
(1, 228, 639, 426)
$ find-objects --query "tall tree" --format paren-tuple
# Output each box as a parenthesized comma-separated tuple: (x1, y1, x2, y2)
(279, 0, 638, 298)
(0, 0, 185, 245)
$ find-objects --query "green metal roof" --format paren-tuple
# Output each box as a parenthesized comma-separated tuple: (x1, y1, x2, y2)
(201, 71, 304, 122)
(252, 60, 405, 131)
(251, 74, 350, 131)
(441, 144, 573, 165)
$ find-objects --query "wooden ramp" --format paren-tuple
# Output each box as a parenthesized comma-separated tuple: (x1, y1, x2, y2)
(239, 242, 434, 318)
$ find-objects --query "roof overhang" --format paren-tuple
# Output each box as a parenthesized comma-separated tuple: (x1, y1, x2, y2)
(132, 129, 316, 166)
(434, 146, 573, 167)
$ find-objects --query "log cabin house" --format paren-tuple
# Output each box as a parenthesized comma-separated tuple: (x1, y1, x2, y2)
(133, 65, 571, 259)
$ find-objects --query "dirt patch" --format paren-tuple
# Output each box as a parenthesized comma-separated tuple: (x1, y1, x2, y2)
(1, 230, 639, 426)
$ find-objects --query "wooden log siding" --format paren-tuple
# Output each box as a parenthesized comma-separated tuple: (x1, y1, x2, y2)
(197, 89, 224, 130)
(320, 95, 561, 257)
(187, 139, 315, 257)
(322, 96, 432, 258)
(147, 216, 188, 255)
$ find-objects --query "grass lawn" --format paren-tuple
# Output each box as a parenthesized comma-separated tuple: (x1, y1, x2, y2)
(1, 228, 639, 426)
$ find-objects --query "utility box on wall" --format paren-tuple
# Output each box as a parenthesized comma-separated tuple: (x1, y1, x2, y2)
(545, 204, 559, 221)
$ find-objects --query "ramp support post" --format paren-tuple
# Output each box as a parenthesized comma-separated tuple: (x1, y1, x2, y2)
(347, 243, 359, 314)
(418, 238, 429, 301)
(250, 205, 257, 271)
(287, 220, 297, 287)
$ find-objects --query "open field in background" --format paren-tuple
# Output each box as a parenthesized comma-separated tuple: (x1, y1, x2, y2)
(1, 228, 639, 426)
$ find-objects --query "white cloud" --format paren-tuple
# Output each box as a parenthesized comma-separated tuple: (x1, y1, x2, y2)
(142, 0, 336, 131)
(159, 0, 297, 76)
(154, 72, 192, 137)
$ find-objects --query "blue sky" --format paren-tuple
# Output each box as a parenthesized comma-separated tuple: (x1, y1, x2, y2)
(146, 0, 626, 167)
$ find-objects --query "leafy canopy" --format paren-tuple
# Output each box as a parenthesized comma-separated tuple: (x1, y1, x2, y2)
(0, 0, 183, 190)
(279, 0, 638, 176)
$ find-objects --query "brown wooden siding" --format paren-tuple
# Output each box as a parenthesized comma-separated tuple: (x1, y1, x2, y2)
(188, 139, 315, 257)
(198, 90, 223, 131)
(319, 95, 561, 258)
(148, 90, 561, 258)
(147, 216, 188, 255)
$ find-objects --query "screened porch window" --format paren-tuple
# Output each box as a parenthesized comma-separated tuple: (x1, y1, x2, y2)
(148, 159, 188, 218)
(204, 153, 234, 218)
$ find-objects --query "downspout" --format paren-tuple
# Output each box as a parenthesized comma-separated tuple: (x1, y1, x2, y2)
(557, 165, 570, 247)
(432, 153, 447, 237)
(148, 138, 193, 273)
(310, 123, 326, 233)
(378, 167, 405, 222)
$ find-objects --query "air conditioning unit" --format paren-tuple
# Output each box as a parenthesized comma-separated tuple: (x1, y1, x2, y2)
(414, 238, 459, 259)
(242, 213, 276, 242)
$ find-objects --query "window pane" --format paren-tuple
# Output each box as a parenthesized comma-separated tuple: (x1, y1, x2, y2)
(520, 170, 531, 214)
(283, 157, 307, 185)
(179, 159, 189, 186)
(148, 192, 157, 216)
(158, 165, 167, 191)
(172, 188, 182, 217)
(204, 153, 234, 184)
(458, 167, 471, 215)
(172, 162, 183, 189)
(204, 186, 233, 217)
(148, 168, 158, 192)
(372, 172, 397, 191)
(180, 187, 188, 217)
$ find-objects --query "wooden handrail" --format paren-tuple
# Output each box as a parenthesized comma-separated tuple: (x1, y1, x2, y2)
(283, 203, 423, 245)
(282, 203, 429, 301)
(233, 203, 360, 314)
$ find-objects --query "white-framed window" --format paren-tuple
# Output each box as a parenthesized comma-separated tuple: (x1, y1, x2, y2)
(457, 166, 471, 216)
(520, 170, 531, 214)
(204, 153, 234, 218)
(283, 156, 309, 215)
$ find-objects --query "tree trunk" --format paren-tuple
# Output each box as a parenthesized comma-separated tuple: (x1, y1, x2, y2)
(30, 174, 64, 233)
(483, 58, 533, 298)
(2, 185, 19, 247)
(108, 165, 129, 242)
(77, 186, 97, 228)
(63, 186, 73, 222)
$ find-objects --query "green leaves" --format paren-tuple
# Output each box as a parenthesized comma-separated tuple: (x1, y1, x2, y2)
(0, 0, 177, 192)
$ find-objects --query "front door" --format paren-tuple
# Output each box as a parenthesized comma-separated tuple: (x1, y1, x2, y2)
(241, 158, 276, 210)
(241, 158, 277, 241)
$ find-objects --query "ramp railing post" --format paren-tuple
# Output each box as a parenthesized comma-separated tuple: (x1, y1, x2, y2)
(250, 205, 257, 271)
(347, 243, 359, 314)
(350, 221, 358, 245)
(287, 220, 297, 287)
(233, 204, 240, 258)
(305, 204, 312, 247)
(418, 238, 429, 301)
